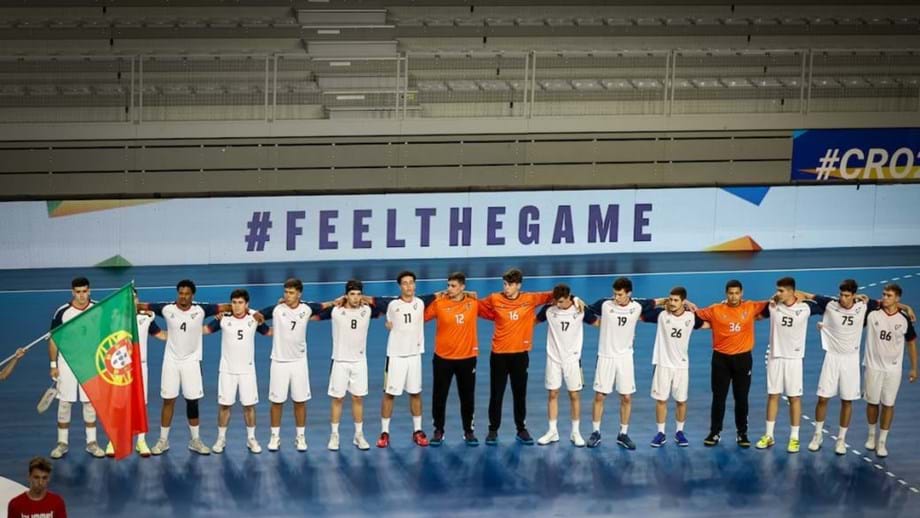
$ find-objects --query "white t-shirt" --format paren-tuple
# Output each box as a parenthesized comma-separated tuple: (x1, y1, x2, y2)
(150, 302, 220, 363)
(814, 295, 876, 356)
(377, 296, 433, 357)
(206, 311, 269, 375)
(765, 299, 819, 359)
(264, 302, 323, 362)
(537, 303, 597, 364)
(323, 304, 383, 362)
(644, 307, 704, 369)
(864, 308, 917, 372)
(589, 298, 656, 358)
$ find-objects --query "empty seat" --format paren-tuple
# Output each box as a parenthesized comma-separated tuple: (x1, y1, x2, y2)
(750, 77, 783, 88)
(0, 85, 25, 96)
(416, 80, 448, 92)
(60, 85, 92, 96)
(485, 18, 514, 27)
(477, 80, 511, 91)
(28, 85, 58, 96)
(447, 80, 479, 91)
(574, 18, 603, 26)
(94, 84, 127, 95)
(723, 77, 754, 88)
(690, 78, 722, 88)
(571, 79, 603, 91)
(633, 79, 663, 89)
(161, 84, 192, 95)
(195, 85, 225, 95)
(600, 79, 634, 90)
(539, 79, 572, 91)
(838, 77, 871, 88)
(779, 77, 802, 88)
(812, 77, 842, 88)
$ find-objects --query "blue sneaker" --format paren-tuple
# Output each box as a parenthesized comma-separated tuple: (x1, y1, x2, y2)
(650, 432, 667, 448)
(464, 431, 479, 447)
(586, 431, 602, 448)
(515, 429, 535, 445)
(430, 429, 444, 447)
(485, 430, 498, 446)
(675, 430, 689, 447)
(617, 433, 637, 450)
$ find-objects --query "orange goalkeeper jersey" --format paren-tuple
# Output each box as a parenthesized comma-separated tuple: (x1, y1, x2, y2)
(695, 300, 770, 355)
(424, 295, 479, 360)
(479, 291, 554, 354)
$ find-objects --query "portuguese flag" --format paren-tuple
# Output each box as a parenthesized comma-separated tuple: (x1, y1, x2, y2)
(51, 283, 148, 459)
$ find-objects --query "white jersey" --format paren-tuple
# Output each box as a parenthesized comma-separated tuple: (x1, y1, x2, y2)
(766, 299, 819, 359)
(648, 308, 701, 369)
(51, 301, 96, 367)
(864, 308, 917, 372)
(152, 302, 219, 363)
(539, 304, 594, 364)
(328, 304, 381, 362)
(136, 312, 160, 363)
(268, 302, 322, 362)
(381, 296, 426, 357)
(591, 298, 655, 358)
(210, 312, 266, 375)
(815, 296, 875, 356)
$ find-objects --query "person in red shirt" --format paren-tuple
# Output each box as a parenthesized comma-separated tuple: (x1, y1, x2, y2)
(694, 279, 770, 448)
(7, 457, 66, 518)
(479, 268, 555, 445)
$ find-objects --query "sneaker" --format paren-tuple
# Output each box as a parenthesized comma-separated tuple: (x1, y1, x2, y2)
(737, 433, 751, 448)
(295, 435, 308, 452)
(328, 432, 340, 451)
(516, 429, 535, 445)
(755, 435, 775, 449)
(865, 435, 876, 451)
(150, 438, 170, 455)
(703, 432, 720, 447)
(808, 433, 822, 452)
(650, 432, 666, 448)
(105, 442, 115, 457)
(268, 434, 281, 452)
(586, 431, 602, 448)
(876, 442, 888, 458)
(376, 432, 390, 448)
(430, 429, 444, 447)
(353, 433, 370, 450)
(412, 430, 429, 447)
(211, 437, 226, 454)
(50, 442, 69, 459)
(537, 430, 559, 446)
(247, 437, 262, 454)
(834, 437, 847, 455)
(464, 431, 479, 447)
(787, 438, 800, 453)
(616, 433, 636, 450)
(86, 441, 105, 458)
(570, 431, 586, 448)
(485, 430, 498, 446)
(675, 431, 689, 447)
(188, 437, 211, 455)
(136, 438, 151, 458)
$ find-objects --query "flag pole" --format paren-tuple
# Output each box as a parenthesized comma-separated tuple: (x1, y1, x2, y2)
(0, 332, 50, 369)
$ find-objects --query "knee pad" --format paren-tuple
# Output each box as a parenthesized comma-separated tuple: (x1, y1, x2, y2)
(82, 402, 96, 423)
(186, 398, 199, 420)
(57, 400, 72, 424)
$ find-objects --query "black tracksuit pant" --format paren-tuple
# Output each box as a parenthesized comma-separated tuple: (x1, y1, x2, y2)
(431, 354, 477, 434)
(710, 350, 753, 435)
(488, 351, 529, 432)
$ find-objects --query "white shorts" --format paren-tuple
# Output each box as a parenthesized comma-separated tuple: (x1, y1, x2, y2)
(864, 367, 901, 406)
(816, 353, 861, 401)
(160, 357, 204, 400)
(767, 357, 803, 397)
(328, 360, 368, 398)
(56, 355, 89, 403)
(650, 366, 689, 402)
(218, 372, 259, 406)
(269, 360, 311, 403)
(384, 355, 422, 396)
(593, 355, 636, 395)
(545, 358, 583, 391)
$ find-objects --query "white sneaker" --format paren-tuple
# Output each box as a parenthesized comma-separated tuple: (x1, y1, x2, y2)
(247, 437, 262, 454)
(876, 442, 888, 458)
(537, 430, 559, 445)
(150, 438, 169, 455)
(188, 437, 211, 455)
(85, 441, 105, 458)
(211, 437, 226, 454)
(136, 438, 151, 458)
(807, 433, 822, 452)
(295, 434, 308, 452)
(268, 434, 281, 452)
(353, 433, 370, 450)
(328, 432, 340, 451)
(105, 442, 115, 457)
(571, 431, 586, 447)
(865, 435, 876, 451)
(50, 442, 69, 459)
(835, 437, 847, 455)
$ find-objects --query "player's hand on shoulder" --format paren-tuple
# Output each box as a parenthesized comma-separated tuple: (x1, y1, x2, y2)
(574, 297, 586, 313)
(464, 291, 478, 300)
(384, 320, 393, 330)
(252, 311, 265, 324)
(684, 300, 698, 312)
(816, 322, 824, 331)
(855, 294, 870, 303)
(333, 295, 346, 307)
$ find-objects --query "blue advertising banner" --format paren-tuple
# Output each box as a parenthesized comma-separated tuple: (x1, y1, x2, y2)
(791, 128, 920, 181)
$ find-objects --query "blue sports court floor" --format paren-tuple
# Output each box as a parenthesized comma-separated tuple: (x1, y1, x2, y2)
(1, 247, 918, 517)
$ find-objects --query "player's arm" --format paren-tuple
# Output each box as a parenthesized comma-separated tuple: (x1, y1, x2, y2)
(639, 305, 664, 323)
(312, 307, 334, 321)
(259, 305, 277, 321)
(536, 304, 550, 324)
(694, 304, 714, 322)
(257, 323, 272, 337)
(588, 298, 606, 316)
(898, 302, 916, 322)
(583, 307, 599, 327)
(533, 291, 554, 305)
(0, 347, 25, 381)
(906, 320, 918, 382)
(795, 290, 816, 300)
(149, 321, 167, 341)
(477, 294, 496, 321)
(48, 309, 64, 380)
(424, 299, 438, 322)
(202, 319, 220, 336)
(139, 302, 168, 316)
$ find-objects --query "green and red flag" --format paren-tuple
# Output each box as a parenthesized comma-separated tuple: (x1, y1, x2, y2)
(51, 283, 148, 459)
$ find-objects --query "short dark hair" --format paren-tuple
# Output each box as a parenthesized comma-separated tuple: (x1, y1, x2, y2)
(670, 286, 687, 300)
(447, 272, 466, 284)
(838, 279, 858, 294)
(884, 283, 903, 297)
(345, 279, 363, 294)
(396, 270, 416, 285)
(230, 289, 249, 302)
(612, 277, 632, 293)
(71, 277, 89, 289)
(776, 277, 796, 290)
(177, 279, 196, 294)
(28, 457, 52, 475)
(283, 278, 303, 293)
(725, 279, 743, 291)
(502, 268, 523, 284)
(552, 283, 572, 300)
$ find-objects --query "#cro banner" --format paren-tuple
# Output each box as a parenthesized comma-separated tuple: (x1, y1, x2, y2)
(1, 185, 919, 269)
(791, 128, 920, 182)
